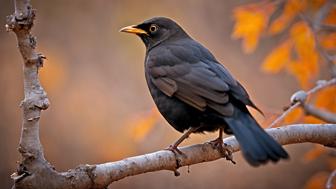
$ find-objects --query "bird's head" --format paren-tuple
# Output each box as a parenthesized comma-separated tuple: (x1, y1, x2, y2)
(120, 17, 188, 49)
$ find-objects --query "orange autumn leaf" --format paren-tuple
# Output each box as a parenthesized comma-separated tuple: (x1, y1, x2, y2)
(283, 107, 303, 124)
(232, 2, 274, 53)
(303, 145, 327, 162)
(262, 40, 291, 73)
(304, 172, 334, 189)
(324, 7, 336, 25)
(290, 22, 317, 63)
(269, 0, 307, 35)
(320, 33, 336, 50)
(129, 108, 160, 142)
(315, 86, 336, 113)
(287, 22, 319, 88)
(286, 60, 313, 89)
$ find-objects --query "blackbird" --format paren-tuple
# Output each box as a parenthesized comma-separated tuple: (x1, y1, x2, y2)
(120, 17, 288, 166)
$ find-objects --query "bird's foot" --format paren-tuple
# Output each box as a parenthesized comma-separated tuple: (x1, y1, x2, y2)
(165, 145, 187, 176)
(208, 138, 236, 164)
(165, 145, 187, 158)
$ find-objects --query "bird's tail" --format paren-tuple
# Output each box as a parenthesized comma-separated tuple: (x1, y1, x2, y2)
(224, 107, 289, 166)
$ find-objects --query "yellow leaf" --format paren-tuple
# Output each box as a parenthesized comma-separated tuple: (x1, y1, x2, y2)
(287, 22, 319, 88)
(262, 40, 291, 73)
(269, 0, 307, 35)
(290, 22, 316, 60)
(232, 2, 274, 53)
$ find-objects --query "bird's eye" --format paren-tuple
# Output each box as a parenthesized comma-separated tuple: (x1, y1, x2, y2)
(149, 24, 158, 33)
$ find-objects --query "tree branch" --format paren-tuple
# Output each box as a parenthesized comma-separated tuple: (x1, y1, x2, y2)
(82, 124, 336, 188)
(5, 0, 60, 188)
(302, 103, 336, 123)
(6, 0, 48, 159)
(6, 1, 336, 189)
(11, 123, 336, 189)
(268, 78, 336, 128)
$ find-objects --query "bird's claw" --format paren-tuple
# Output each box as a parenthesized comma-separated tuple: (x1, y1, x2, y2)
(165, 145, 187, 158)
(165, 145, 187, 176)
(208, 138, 236, 164)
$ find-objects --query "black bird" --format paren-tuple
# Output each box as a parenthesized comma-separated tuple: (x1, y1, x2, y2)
(120, 17, 288, 166)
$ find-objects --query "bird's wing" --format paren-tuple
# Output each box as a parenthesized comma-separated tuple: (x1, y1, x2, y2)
(147, 42, 261, 116)
(149, 59, 234, 116)
(209, 62, 263, 114)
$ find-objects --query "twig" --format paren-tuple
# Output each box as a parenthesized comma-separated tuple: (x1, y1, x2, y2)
(326, 169, 336, 189)
(321, 24, 336, 32)
(268, 78, 336, 128)
(6, 1, 336, 189)
(312, 0, 334, 31)
(302, 103, 336, 123)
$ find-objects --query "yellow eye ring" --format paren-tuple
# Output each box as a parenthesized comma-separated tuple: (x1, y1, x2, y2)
(149, 24, 158, 33)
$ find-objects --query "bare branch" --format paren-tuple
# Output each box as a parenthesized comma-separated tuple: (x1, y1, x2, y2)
(313, 0, 334, 31)
(302, 103, 336, 123)
(5, 0, 57, 188)
(6, 1, 336, 189)
(320, 24, 336, 32)
(15, 124, 332, 189)
(6, 0, 48, 158)
(268, 78, 336, 128)
(81, 124, 336, 188)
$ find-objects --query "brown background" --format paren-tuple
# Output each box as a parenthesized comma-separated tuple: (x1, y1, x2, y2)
(0, 0, 328, 188)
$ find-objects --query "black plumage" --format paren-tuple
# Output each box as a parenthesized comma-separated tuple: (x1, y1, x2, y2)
(120, 17, 288, 166)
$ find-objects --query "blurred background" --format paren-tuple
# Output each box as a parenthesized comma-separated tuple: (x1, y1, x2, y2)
(0, 0, 330, 188)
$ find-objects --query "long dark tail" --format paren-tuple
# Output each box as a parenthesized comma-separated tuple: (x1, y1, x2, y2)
(224, 107, 289, 166)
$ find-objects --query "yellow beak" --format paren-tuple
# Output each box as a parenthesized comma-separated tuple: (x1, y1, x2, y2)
(119, 25, 148, 35)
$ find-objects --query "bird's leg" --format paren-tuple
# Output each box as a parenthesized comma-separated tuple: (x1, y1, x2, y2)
(209, 128, 224, 146)
(209, 128, 236, 164)
(166, 127, 199, 156)
(165, 127, 200, 176)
